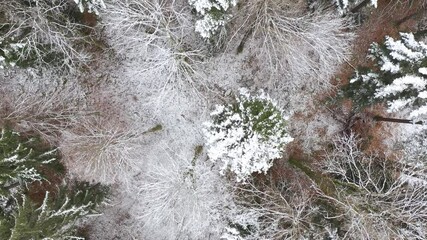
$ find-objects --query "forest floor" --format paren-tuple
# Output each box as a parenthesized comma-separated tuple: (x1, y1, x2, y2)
(1, 0, 427, 239)
(83, 1, 427, 239)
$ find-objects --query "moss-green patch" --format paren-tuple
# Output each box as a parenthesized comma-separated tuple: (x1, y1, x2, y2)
(208, 7, 227, 20)
(288, 158, 336, 197)
(236, 41, 245, 54)
(193, 145, 203, 162)
(312, 198, 344, 234)
(142, 124, 163, 134)
(332, 179, 360, 193)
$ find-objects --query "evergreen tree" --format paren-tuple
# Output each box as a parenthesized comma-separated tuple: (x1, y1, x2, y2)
(203, 88, 293, 182)
(0, 129, 63, 198)
(340, 32, 427, 119)
(189, 0, 238, 38)
(333, 0, 377, 14)
(73, 0, 106, 15)
(0, 182, 107, 240)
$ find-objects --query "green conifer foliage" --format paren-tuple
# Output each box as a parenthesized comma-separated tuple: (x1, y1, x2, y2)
(0, 129, 63, 198)
(340, 33, 427, 119)
(0, 182, 107, 240)
(203, 88, 294, 182)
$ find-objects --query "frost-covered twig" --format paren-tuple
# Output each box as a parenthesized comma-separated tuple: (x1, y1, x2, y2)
(0, 0, 91, 70)
(133, 144, 229, 239)
(60, 117, 145, 185)
(233, 1, 353, 88)
(0, 72, 88, 144)
(320, 133, 427, 239)
(228, 181, 325, 239)
(103, 0, 209, 101)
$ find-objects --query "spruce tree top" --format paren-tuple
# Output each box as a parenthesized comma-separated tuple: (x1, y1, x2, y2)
(203, 88, 294, 182)
(341, 32, 427, 119)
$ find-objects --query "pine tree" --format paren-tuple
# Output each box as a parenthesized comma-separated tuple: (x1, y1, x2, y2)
(340, 32, 427, 120)
(203, 88, 294, 182)
(0, 182, 107, 240)
(0, 129, 63, 198)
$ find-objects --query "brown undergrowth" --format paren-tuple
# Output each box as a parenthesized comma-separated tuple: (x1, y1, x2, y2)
(261, 0, 427, 196)
(352, 106, 395, 156)
(26, 167, 64, 205)
(253, 157, 314, 194)
(332, 0, 426, 154)
(336, 0, 425, 86)
(342, 0, 427, 82)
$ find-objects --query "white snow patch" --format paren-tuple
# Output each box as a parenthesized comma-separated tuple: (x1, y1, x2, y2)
(375, 75, 427, 98)
(419, 67, 427, 76)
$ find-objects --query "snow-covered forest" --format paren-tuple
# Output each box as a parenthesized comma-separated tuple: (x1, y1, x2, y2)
(1, 0, 427, 239)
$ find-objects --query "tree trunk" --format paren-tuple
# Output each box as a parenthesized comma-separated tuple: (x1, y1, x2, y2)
(395, 11, 422, 27)
(350, 0, 372, 13)
(373, 115, 425, 125)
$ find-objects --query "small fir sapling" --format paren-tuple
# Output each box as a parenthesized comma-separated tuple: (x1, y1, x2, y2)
(203, 88, 293, 182)
(188, 0, 238, 38)
(0, 129, 63, 198)
(340, 32, 427, 119)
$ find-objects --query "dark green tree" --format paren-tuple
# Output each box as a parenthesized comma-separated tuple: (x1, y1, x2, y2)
(340, 32, 427, 120)
(0, 128, 64, 198)
(0, 182, 107, 240)
(203, 88, 294, 182)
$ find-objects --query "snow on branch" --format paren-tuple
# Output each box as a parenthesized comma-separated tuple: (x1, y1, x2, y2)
(321, 133, 427, 239)
(203, 88, 293, 182)
(74, 0, 106, 15)
(346, 32, 427, 119)
(0, 128, 61, 198)
(0, 0, 92, 70)
(333, 0, 377, 15)
(189, 0, 238, 38)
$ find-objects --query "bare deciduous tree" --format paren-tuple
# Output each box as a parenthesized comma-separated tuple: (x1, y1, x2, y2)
(0, 71, 88, 143)
(102, 0, 208, 99)
(60, 117, 145, 185)
(1, 0, 92, 70)
(132, 144, 230, 239)
(232, 0, 354, 88)
(320, 133, 427, 239)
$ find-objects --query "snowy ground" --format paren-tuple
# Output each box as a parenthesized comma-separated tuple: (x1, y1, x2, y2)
(80, 3, 355, 238)
(0, 1, 396, 239)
